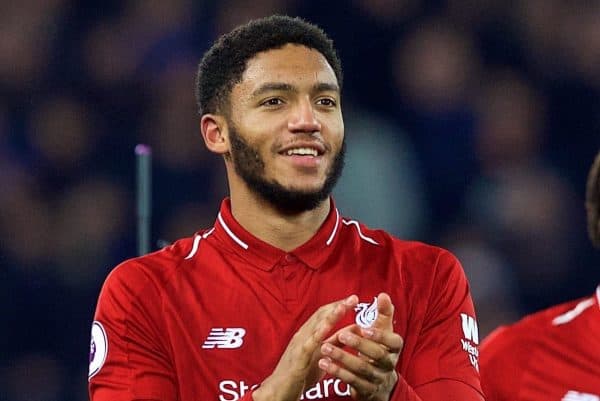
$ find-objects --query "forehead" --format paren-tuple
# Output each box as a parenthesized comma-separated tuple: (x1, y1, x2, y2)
(238, 44, 338, 92)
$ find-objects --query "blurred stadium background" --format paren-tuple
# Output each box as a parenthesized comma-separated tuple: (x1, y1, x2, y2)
(2, 0, 600, 399)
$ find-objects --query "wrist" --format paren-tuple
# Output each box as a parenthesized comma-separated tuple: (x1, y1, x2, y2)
(252, 385, 270, 401)
(252, 375, 302, 401)
(252, 376, 279, 401)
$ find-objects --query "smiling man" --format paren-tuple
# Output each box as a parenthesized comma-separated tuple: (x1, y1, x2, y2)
(88, 16, 484, 401)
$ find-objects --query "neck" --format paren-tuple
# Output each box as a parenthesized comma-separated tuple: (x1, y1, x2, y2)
(228, 182, 331, 252)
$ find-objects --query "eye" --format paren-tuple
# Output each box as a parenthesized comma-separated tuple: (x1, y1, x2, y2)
(316, 98, 337, 107)
(261, 98, 284, 106)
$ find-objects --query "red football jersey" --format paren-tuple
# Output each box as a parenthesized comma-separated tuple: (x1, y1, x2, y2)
(480, 286, 600, 401)
(89, 198, 483, 400)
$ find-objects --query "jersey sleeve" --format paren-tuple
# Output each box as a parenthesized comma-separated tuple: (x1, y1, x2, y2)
(403, 250, 484, 399)
(88, 260, 177, 401)
(479, 325, 527, 401)
(388, 377, 485, 401)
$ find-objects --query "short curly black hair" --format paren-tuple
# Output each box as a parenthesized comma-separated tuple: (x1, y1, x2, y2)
(586, 149, 600, 248)
(196, 15, 343, 116)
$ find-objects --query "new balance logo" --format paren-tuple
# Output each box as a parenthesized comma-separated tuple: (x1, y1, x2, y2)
(202, 328, 246, 349)
(562, 391, 600, 401)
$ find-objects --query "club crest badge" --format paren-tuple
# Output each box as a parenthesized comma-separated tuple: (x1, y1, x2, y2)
(88, 321, 108, 380)
(355, 297, 378, 328)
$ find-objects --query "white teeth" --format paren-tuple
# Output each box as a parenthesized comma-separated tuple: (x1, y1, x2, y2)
(285, 147, 318, 156)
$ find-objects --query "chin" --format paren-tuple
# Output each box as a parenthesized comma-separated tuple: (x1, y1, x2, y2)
(282, 183, 326, 195)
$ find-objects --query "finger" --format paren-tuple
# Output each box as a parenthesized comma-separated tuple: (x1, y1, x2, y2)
(318, 357, 380, 396)
(323, 323, 362, 346)
(311, 295, 359, 343)
(335, 331, 398, 371)
(320, 342, 387, 382)
(296, 295, 358, 370)
(372, 292, 395, 330)
(312, 305, 344, 340)
(360, 327, 404, 354)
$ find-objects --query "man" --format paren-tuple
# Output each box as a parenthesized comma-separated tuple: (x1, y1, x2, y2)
(88, 16, 484, 401)
(480, 150, 600, 401)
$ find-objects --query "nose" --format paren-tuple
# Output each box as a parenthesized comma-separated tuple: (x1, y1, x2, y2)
(288, 97, 321, 134)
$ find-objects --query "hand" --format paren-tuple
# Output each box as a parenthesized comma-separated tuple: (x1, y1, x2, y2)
(253, 295, 359, 401)
(318, 293, 404, 401)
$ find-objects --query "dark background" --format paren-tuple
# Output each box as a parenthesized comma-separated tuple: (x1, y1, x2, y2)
(1, 1, 599, 399)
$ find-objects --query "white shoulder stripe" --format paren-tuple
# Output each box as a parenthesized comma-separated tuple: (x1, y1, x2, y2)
(552, 298, 595, 325)
(202, 227, 215, 239)
(326, 208, 340, 246)
(185, 234, 202, 260)
(184, 228, 216, 260)
(218, 213, 249, 249)
(342, 219, 379, 245)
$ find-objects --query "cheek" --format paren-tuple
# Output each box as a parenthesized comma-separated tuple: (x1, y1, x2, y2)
(251, 138, 279, 170)
(323, 114, 344, 142)
(230, 124, 271, 154)
(329, 128, 344, 152)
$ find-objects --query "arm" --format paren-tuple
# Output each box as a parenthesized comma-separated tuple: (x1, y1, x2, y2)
(479, 326, 525, 401)
(88, 261, 176, 401)
(411, 379, 485, 400)
(399, 251, 484, 400)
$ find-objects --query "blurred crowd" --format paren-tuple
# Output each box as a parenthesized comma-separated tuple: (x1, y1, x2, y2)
(2, 0, 600, 400)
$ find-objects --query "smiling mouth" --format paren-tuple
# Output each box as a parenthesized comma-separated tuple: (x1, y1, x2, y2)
(283, 147, 321, 157)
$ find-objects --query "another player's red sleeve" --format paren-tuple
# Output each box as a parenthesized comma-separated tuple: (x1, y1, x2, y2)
(397, 250, 484, 400)
(88, 260, 177, 401)
(480, 325, 527, 401)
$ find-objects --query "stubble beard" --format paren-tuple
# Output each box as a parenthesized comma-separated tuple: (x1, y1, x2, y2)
(227, 123, 345, 214)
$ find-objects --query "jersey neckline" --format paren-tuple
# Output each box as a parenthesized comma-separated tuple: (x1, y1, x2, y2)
(210, 197, 342, 271)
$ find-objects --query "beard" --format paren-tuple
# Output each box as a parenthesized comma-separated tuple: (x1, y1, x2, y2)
(227, 123, 345, 214)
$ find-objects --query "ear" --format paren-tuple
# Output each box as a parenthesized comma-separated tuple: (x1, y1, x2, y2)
(200, 114, 229, 155)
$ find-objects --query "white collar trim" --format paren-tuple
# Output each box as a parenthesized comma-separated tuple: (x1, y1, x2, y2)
(218, 212, 249, 250)
(326, 208, 340, 246)
(218, 208, 340, 249)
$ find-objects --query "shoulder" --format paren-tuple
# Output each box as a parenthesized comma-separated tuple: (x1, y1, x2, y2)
(482, 298, 583, 356)
(340, 215, 454, 259)
(480, 296, 595, 400)
(98, 235, 199, 304)
(484, 295, 596, 352)
(339, 215, 463, 281)
(481, 296, 595, 373)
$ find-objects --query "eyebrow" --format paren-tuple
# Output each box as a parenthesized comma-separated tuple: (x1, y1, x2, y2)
(313, 82, 340, 94)
(251, 82, 340, 98)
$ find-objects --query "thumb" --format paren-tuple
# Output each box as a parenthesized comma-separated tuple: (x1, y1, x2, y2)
(372, 292, 395, 330)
